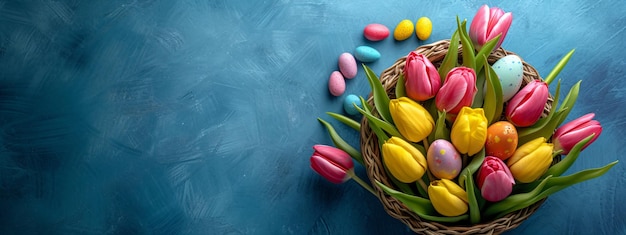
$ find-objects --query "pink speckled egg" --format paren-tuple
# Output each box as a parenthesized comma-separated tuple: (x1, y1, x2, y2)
(328, 71, 345, 96)
(427, 139, 462, 179)
(363, 23, 390, 41)
(338, 53, 357, 79)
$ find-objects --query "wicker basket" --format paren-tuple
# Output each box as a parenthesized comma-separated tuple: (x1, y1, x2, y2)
(360, 40, 554, 234)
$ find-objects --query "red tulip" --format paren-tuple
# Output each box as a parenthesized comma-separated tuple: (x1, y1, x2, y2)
(310, 145, 354, 184)
(404, 51, 441, 101)
(505, 80, 549, 127)
(552, 113, 602, 155)
(435, 67, 477, 114)
(477, 156, 515, 202)
(469, 5, 513, 51)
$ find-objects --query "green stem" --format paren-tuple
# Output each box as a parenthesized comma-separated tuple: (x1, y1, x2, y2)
(417, 179, 428, 193)
(347, 170, 376, 196)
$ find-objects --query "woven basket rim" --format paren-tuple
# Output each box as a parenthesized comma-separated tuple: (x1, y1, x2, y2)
(359, 39, 556, 235)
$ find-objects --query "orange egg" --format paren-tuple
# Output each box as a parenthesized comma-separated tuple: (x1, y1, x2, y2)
(485, 121, 518, 160)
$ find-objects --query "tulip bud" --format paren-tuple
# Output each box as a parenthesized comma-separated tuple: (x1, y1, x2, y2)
(427, 139, 462, 179)
(507, 137, 554, 183)
(450, 107, 488, 156)
(477, 156, 515, 202)
(553, 113, 602, 155)
(428, 179, 469, 216)
(505, 80, 549, 127)
(435, 67, 477, 114)
(404, 51, 441, 101)
(381, 137, 428, 183)
(469, 5, 513, 51)
(310, 145, 354, 184)
(389, 97, 435, 142)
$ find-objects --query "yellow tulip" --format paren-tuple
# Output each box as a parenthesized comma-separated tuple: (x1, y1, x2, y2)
(428, 179, 469, 216)
(450, 107, 488, 155)
(389, 97, 435, 142)
(507, 137, 554, 183)
(381, 137, 428, 183)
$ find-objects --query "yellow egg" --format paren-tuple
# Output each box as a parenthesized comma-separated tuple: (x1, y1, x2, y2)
(485, 121, 518, 160)
(393, 19, 414, 41)
(415, 17, 432, 40)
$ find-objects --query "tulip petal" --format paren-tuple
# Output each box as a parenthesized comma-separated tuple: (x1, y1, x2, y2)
(382, 142, 426, 183)
(428, 180, 469, 216)
(507, 137, 545, 166)
(508, 143, 553, 183)
(310, 154, 350, 184)
(469, 5, 490, 47)
(481, 171, 514, 202)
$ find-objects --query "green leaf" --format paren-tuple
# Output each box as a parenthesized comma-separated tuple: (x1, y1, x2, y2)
(459, 148, 485, 189)
(543, 134, 595, 178)
(376, 181, 469, 223)
(395, 74, 407, 98)
(544, 49, 575, 85)
(474, 35, 501, 74)
(483, 59, 504, 125)
(456, 17, 475, 69)
(472, 70, 486, 108)
(554, 80, 581, 127)
(317, 118, 364, 165)
(354, 104, 400, 139)
(465, 172, 481, 224)
(428, 111, 450, 143)
(326, 112, 360, 131)
(363, 65, 392, 124)
(439, 30, 460, 80)
(491, 161, 618, 218)
(358, 96, 373, 114)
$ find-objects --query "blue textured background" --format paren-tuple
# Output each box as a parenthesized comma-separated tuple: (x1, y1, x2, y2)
(1, 1, 625, 234)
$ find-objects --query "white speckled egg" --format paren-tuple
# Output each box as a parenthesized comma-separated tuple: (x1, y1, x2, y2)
(492, 55, 524, 102)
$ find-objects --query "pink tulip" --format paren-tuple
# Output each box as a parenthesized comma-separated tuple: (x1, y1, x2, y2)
(552, 113, 602, 155)
(310, 145, 354, 184)
(469, 5, 513, 51)
(435, 67, 477, 114)
(505, 80, 549, 127)
(404, 51, 441, 101)
(477, 156, 515, 202)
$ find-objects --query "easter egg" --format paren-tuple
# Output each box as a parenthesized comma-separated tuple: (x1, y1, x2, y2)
(393, 19, 414, 41)
(328, 71, 345, 96)
(343, 94, 362, 115)
(492, 55, 524, 102)
(415, 17, 432, 40)
(338, 52, 357, 79)
(427, 139, 462, 179)
(354, 46, 381, 63)
(485, 121, 518, 160)
(363, 23, 390, 41)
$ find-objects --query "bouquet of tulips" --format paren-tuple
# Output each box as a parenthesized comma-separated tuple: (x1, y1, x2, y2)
(311, 5, 618, 227)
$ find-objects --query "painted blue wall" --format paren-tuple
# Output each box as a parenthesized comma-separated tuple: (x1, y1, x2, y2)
(0, 1, 624, 234)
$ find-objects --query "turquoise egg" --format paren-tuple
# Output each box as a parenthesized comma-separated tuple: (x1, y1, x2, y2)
(343, 94, 362, 115)
(492, 55, 524, 102)
(354, 46, 381, 63)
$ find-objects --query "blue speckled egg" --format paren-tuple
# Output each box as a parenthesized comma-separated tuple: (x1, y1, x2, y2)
(492, 55, 524, 102)
(354, 46, 381, 63)
(343, 94, 362, 115)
